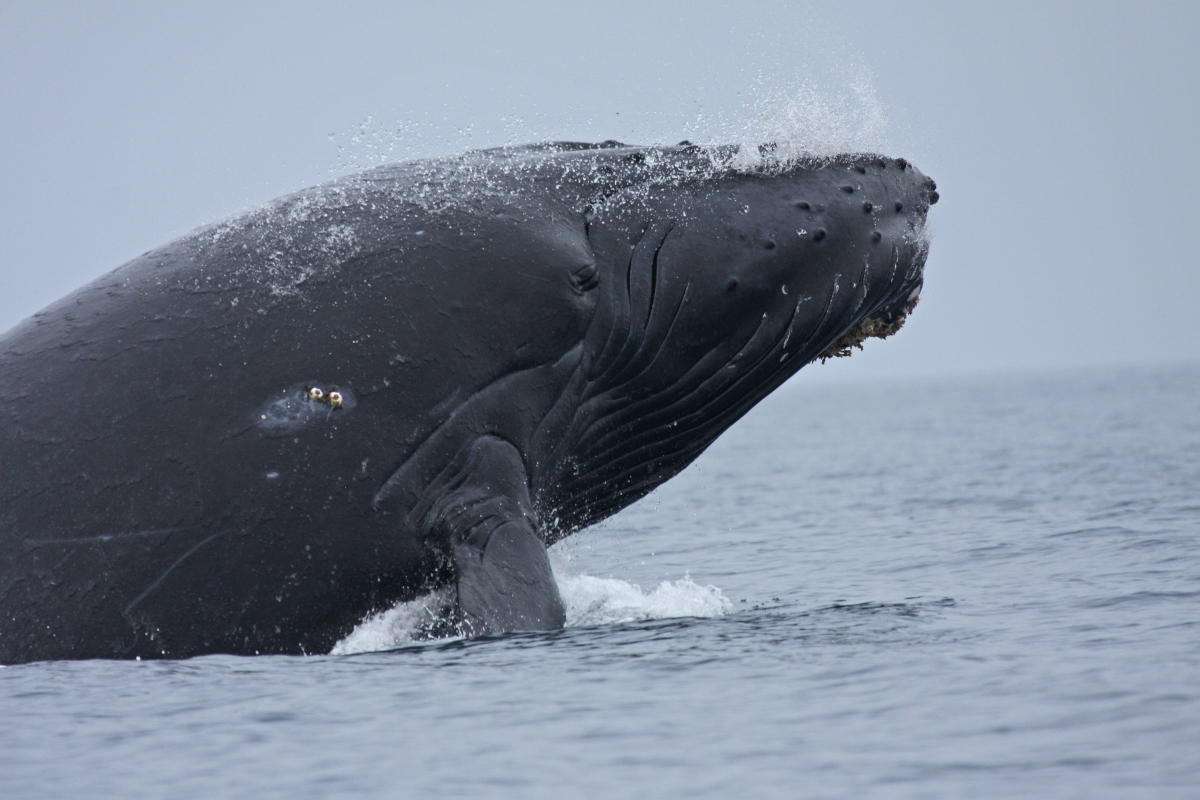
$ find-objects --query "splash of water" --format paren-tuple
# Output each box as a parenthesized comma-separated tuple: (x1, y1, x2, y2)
(559, 573, 732, 628)
(329, 587, 456, 656)
(329, 64, 892, 177)
(329, 571, 732, 655)
(717, 67, 891, 171)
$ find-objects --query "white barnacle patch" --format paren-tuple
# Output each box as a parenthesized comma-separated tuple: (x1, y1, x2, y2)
(253, 382, 356, 436)
(818, 293, 919, 363)
(305, 386, 347, 409)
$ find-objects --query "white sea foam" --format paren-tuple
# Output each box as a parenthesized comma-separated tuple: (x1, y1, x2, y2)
(330, 570, 731, 655)
(558, 573, 732, 628)
(329, 587, 456, 656)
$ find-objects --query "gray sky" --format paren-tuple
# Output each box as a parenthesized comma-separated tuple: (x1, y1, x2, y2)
(2, 1, 1197, 383)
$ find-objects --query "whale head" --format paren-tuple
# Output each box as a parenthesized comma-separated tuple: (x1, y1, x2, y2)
(528, 144, 936, 535)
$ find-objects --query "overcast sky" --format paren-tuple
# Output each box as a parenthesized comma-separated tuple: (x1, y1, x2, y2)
(2, 1, 1196, 384)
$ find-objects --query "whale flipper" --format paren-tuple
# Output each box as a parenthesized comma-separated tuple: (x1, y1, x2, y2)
(409, 434, 565, 635)
(455, 517, 565, 636)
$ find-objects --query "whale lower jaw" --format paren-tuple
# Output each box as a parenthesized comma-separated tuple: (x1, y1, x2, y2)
(819, 295, 919, 363)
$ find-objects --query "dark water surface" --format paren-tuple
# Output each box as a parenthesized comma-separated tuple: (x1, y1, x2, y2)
(3, 364, 1198, 798)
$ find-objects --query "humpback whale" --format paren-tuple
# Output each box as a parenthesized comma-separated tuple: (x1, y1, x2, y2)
(0, 142, 936, 662)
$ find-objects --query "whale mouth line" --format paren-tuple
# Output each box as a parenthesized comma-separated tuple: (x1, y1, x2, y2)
(818, 294, 919, 363)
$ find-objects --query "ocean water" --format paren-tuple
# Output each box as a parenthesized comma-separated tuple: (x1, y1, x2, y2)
(2, 363, 1197, 799)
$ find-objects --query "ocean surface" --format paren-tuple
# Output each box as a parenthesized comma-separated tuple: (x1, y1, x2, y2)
(2, 363, 1198, 799)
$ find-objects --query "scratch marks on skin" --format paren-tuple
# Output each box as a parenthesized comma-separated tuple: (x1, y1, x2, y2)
(22, 528, 189, 579)
(25, 528, 184, 546)
(815, 273, 842, 342)
(645, 221, 675, 328)
(845, 259, 872, 321)
(123, 529, 234, 618)
(727, 313, 771, 372)
(780, 294, 811, 361)
(886, 242, 900, 287)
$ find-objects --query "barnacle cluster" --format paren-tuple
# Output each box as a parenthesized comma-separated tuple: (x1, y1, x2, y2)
(306, 386, 344, 408)
(819, 294, 919, 363)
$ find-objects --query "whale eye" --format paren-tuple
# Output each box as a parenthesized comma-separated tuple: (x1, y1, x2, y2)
(572, 261, 599, 292)
(763, 241, 776, 250)
(795, 201, 811, 211)
(813, 228, 827, 242)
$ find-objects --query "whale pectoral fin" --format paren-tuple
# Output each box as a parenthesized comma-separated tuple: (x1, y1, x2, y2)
(412, 434, 566, 636)
(455, 517, 566, 636)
